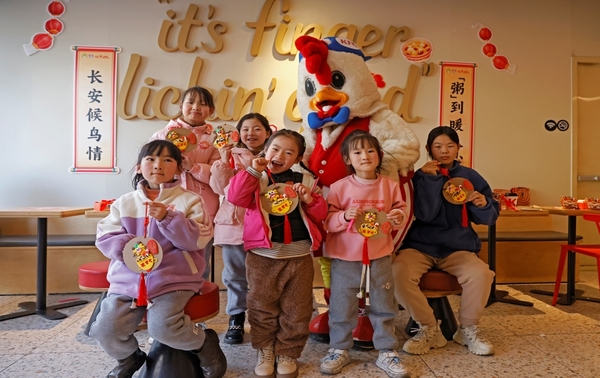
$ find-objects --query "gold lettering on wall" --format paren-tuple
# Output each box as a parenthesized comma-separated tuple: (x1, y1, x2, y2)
(120, 0, 429, 124)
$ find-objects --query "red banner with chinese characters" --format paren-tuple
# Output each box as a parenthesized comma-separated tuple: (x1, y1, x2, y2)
(438, 62, 477, 167)
(71, 46, 121, 173)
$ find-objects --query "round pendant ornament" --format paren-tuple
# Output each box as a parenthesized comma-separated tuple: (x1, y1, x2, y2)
(212, 124, 240, 149)
(165, 128, 197, 153)
(443, 178, 474, 205)
(123, 237, 163, 273)
(354, 209, 391, 239)
(260, 184, 299, 216)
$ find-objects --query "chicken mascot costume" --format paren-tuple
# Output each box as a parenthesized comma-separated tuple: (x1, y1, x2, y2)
(295, 36, 421, 348)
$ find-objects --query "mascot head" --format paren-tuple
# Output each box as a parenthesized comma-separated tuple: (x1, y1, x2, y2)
(295, 36, 386, 130)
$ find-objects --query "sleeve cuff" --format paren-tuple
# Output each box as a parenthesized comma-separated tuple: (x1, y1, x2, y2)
(246, 166, 262, 179)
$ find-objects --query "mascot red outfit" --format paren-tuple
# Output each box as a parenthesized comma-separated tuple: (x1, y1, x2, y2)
(295, 36, 420, 347)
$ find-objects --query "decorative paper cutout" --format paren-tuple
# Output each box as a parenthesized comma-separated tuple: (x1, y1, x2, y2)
(354, 209, 390, 240)
(211, 124, 240, 149)
(260, 184, 299, 216)
(123, 236, 163, 273)
(443, 178, 474, 205)
(24, 1, 67, 56)
(473, 23, 516, 74)
(165, 127, 198, 153)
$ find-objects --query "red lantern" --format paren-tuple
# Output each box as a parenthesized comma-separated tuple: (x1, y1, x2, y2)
(482, 43, 497, 57)
(492, 55, 509, 70)
(32, 32, 54, 50)
(45, 18, 64, 35)
(478, 27, 492, 41)
(47, 1, 65, 17)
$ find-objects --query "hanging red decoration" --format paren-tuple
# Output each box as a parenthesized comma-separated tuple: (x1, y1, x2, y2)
(482, 43, 497, 58)
(478, 27, 493, 41)
(47, 1, 65, 17)
(24, 1, 66, 56)
(492, 55, 510, 70)
(45, 18, 64, 36)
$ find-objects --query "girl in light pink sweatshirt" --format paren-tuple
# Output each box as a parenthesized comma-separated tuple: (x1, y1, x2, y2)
(320, 130, 409, 378)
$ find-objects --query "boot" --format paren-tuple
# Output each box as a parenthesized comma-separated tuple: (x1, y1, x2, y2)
(106, 348, 146, 378)
(192, 328, 227, 378)
(224, 312, 245, 344)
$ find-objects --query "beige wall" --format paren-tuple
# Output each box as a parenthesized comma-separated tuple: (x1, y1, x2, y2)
(1, 1, 599, 214)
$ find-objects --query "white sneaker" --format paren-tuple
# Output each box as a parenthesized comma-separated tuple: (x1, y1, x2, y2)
(376, 350, 409, 378)
(453, 325, 494, 355)
(254, 345, 275, 377)
(402, 319, 447, 355)
(320, 348, 351, 375)
(276, 355, 298, 378)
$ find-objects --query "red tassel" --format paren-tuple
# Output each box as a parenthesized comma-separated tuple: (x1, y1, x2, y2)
(362, 237, 370, 265)
(137, 273, 148, 307)
(283, 214, 292, 244)
(461, 203, 468, 227)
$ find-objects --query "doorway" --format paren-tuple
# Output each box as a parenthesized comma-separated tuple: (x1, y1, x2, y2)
(572, 57, 600, 267)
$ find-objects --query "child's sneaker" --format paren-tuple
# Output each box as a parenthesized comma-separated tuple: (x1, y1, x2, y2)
(402, 319, 447, 355)
(320, 348, 351, 375)
(276, 355, 298, 378)
(254, 345, 275, 377)
(375, 350, 409, 378)
(453, 325, 494, 355)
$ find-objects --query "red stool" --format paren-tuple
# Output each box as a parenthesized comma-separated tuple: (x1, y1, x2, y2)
(78, 260, 110, 337)
(405, 269, 462, 340)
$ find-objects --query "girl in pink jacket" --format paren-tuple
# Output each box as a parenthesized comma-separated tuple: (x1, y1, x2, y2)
(320, 130, 409, 378)
(227, 130, 327, 378)
(209, 113, 272, 344)
(150, 86, 220, 280)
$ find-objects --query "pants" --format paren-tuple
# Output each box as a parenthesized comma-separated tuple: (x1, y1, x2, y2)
(392, 248, 494, 327)
(329, 256, 399, 351)
(221, 243, 248, 315)
(90, 290, 205, 360)
(202, 238, 215, 281)
(246, 252, 314, 358)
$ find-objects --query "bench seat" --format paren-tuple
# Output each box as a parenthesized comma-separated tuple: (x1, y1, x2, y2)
(0, 234, 96, 247)
(477, 230, 583, 242)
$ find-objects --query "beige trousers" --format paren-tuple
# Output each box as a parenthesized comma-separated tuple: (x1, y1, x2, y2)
(392, 248, 494, 327)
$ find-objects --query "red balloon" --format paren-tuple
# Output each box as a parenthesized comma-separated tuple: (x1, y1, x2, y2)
(492, 55, 510, 70)
(32, 32, 54, 50)
(47, 1, 65, 17)
(45, 18, 64, 35)
(482, 43, 497, 57)
(478, 27, 492, 41)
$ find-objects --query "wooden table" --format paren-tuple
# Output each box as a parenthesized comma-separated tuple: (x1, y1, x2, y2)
(85, 209, 109, 218)
(0, 207, 92, 321)
(529, 206, 600, 305)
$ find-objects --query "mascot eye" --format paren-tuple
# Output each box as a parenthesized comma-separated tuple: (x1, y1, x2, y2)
(304, 78, 316, 97)
(331, 70, 346, 90)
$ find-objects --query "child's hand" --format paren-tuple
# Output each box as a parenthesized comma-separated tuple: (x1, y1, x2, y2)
(468, 191, 487, 208)
(387, 209, 405, 225)
(344, 207, 363, 222)
(293, 183, 313, 204)
(218, 145, 232, 164)
(181, 155, 193, 171)
(147, 202, 168, 221)
(252, 156, 269, 172)
(421, 160, 440, 175)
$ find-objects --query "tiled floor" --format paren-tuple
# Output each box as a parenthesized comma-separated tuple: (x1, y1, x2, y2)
(1, 272, 600, 378)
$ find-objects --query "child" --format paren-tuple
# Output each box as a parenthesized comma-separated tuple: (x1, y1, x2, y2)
(320, 130, 409, 378)
(209, 113, 272, 344)
(392, 126, 498, 356)
(90, 140, 226, 378)
(227, 129, 327, 378)
(150, 86, 220, 280)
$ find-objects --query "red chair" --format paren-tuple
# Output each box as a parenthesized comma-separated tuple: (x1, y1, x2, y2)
(552, 214, 600, 306)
